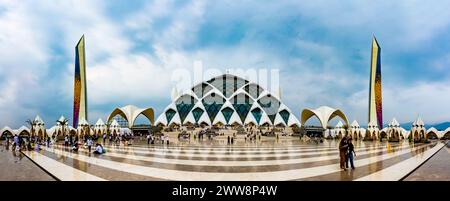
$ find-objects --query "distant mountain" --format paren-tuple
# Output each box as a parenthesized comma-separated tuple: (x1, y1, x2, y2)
(386, 122, 450, 131)
(430, 122, 450, 131)
(395, 122, 413, 130)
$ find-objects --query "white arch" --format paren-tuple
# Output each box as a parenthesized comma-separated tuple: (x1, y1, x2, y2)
(155, 113, 168, 126)
(228, 111, 243, 125)
(183, 112, 196, 125)
(94, 118, 107, 135)
(109, 119, 121, 134)
(197, 111, 211, 126)
(169, 112, 182, 125)
(229, 88, 255, 101)
(244, 112, 258, 126)
(259, 112, 273, 126)
(273, 113, 286, 126)
(107, 105, 155, 128)
(0, 126, 14, 137)
(212, 112, 227, 125)
(426, 127, 441, 138)
(440, 127, 450, 139)
(301, 106, 349, 129)
(16, 126, 31, 135)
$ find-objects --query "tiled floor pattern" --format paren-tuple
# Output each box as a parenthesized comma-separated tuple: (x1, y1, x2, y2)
(22, 140, 446, 181)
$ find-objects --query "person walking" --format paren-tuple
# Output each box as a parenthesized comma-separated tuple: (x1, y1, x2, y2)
(102, 133, 106, 144)
(338, 136, 349, 170)
(13, 135, 19, 150)
(347, 138, 356, 170)
(46, 136, 51, 147)
(87, 138, 93, 153)
(64, 135, 69, 147)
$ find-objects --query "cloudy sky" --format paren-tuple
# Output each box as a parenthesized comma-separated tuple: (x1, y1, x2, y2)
(1, 0, 450, 128)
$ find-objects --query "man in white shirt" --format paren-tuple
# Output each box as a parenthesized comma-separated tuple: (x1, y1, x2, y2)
(94, 144, 103, 154)
(87, 138, 93, 153)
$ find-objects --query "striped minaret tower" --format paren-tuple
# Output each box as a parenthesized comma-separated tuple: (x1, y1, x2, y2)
(368, 36, 383, 128)
(73, 35, 88, 128)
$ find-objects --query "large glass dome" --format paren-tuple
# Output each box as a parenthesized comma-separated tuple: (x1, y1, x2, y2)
(155, 74, 300, 127)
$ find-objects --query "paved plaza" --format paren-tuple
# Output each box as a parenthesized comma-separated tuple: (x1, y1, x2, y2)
(0, 145, 55, 181)
(404, 141, 450, 181)
(4, 138, 446, 181)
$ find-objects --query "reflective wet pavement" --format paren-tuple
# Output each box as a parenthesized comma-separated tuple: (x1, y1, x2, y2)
(0, 144, 55, 181)
(10, 138, 447, 181)
(404, 141, 450, 181)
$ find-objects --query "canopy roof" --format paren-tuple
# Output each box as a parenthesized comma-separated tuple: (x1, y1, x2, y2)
(34, 115, 45, 125)
(301, 106, 349, 129)
(389, 118, 400, 127)
(350, 120, 360, 128)
(95, 118, 105, 126)
(107, 105, 154, 128)
(413, 117, 424, 127)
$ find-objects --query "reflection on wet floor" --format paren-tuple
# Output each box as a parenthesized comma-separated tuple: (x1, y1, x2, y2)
(5, 138, 447, 181)
(0, 144, 55, 181)
(404, 141, 450, 181)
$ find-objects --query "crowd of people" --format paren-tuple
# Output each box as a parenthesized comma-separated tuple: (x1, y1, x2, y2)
(0, 132, 139, 156)
(145, 134, 170, 145)
(2, 135, 44, 152)
(2, 130, 359, 172)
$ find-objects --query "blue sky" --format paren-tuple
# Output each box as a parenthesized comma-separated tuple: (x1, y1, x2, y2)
(1, 0, 450, 128)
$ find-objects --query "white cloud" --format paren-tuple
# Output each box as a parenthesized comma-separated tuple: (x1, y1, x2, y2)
(288, 0, 450, 48)
(84, 54, 173, 105)
(125, 0, 206, 50)
(1, 0, 450, 129)
(383, 81, 450, 124)
(0, 0, 135, 127)
(0, 1, 52, 126)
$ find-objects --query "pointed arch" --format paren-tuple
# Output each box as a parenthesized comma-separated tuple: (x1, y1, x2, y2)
(0, 127, 14, 138)
(107, 105, 155, 128)
(230, 92, 254, 123)
(175, 95, 198, 124)
(203, 92, 226, 122)
(221, 107, 234, 124)
(301, 106, 349, 129)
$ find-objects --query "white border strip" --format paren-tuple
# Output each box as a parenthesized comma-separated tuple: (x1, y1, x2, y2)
(23, 151, 106, 181)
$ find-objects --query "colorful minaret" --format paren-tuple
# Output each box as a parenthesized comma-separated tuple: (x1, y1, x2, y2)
(368, 36, 383, 128)
(73, 35, 88, 128)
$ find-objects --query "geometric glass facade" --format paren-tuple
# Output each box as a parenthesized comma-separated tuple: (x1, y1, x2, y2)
(155, 74, 299, 126)
(165, 109, 176, 124)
